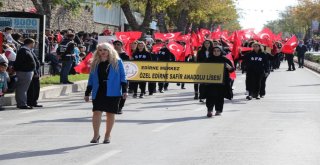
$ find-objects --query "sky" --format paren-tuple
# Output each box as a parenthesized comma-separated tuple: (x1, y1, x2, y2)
(236, 0, 299, 32)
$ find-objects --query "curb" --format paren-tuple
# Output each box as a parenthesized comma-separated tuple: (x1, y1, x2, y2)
(294, 57, 320, 73)
(3, 80, 88, 106)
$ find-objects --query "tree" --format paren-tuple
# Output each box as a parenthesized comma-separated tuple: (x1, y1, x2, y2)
(166, 0, 240, 33)
(31, 0, 83, 28)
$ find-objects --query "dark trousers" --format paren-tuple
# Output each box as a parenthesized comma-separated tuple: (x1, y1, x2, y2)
(27, 77, 40, 106)
(298, 56, 304, 67)
(194, 84, 199, 93)
(60, 60, 73, 83)
(148, 82, 156, 94)
(260, 75, 268, 96)
(199, 84, 206, 99)
(206, 96, 224, 112)
(286, 55, 295, 70)
(247, 72, 263, 97)
(158, 82, 169, 90)
(132, 82, 146, 94)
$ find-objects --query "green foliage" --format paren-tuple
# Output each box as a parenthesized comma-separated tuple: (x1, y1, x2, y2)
(40, 74, 89, 87)
(305, 53, 320, 64)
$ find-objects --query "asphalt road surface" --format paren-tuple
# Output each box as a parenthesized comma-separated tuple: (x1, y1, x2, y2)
(1, 64, 320, 165)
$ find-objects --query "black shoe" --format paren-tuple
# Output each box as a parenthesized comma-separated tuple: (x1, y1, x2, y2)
(17, 106, 33, 109)
(90, 136, 100, 143)
(194, 94, 199, 100)
(215, 112, 222, 116)
(103, 139, 110, 144)
(139, 94, 144, 98)
(133, 94, 138, 98)
(207, 111, 213, 118)
(246, 96, 252, 100)
(181, 87, 186, 89)
(31, 104, 43, 108)
(260, 95, 265, 98)
(149, 92, 153, 96)
(67, 81, 74, 84)
(159, 90, 164, 93)
(199, 99, 204, 103)
(286, 69, 292, 71)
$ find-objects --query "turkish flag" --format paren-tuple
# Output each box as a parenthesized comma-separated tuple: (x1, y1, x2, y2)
(239, 28, 256, 40)
(152, 44, 164, 54)
(176, 34, 191, 43)
(220, 30, 229, 40)
(154, 32, 181, 41)
(226, 53, 236, 80)
(255, 28, 274, 47)
(167, 41, 185, 61)
(274, 32, 282, 41)
(116, 31, 142, 57)
(211, 26, 222, 40)
(281, 35, 298, 54)
(191, 32, 200, 48)
(74, 52, 93, 74)
(200, 28, 211, 36)
(232, 31, 241, 60)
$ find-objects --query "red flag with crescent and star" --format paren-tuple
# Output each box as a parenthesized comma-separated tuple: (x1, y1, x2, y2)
(74, 52, 93, 74)
(167, 41, 185, 61)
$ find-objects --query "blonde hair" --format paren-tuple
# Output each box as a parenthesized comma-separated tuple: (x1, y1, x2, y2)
(90, 42, 120, 72)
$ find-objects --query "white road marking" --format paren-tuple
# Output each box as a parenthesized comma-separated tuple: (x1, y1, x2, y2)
(20, 110, 38, 114)
(305, 67, 320, 78)
(152, 123, 174, 132)
(84, 150, 122, 165)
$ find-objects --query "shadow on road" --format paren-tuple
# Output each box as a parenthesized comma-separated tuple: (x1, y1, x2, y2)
(0, 144, 96, 161)
(116, 116, 208, 124)
(288, 84, 320, 87)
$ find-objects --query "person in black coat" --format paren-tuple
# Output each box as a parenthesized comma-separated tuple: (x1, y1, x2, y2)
(57, 33, 76, 84)
(157, 43, 176, 93)
(27, 47, 42, 108)
(131, 41, 152, 98)
(113, 40, 129, 114)
(295, 40, 308, 68)
(13, 38, 37, 109)
(196, 40, 214, 102)
(205, 46, 235, 117)
(244, 42, 269, 100)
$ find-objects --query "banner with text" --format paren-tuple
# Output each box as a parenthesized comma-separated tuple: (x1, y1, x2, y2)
(124, 61, 225, 84)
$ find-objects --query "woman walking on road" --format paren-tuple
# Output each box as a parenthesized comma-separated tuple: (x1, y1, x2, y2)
(84, 42, 127, 144)
(204, 46, 234, 117)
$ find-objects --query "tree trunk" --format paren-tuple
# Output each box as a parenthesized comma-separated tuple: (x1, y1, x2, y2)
(31, 0, 52, 28)
(120, 0, 140, 31)
(156, 11, 167, 33)
(176, 9, 188, 34)
(139, 0, 152, 33)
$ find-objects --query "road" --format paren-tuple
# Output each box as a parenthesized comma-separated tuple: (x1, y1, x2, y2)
(1, 64, 320, 165)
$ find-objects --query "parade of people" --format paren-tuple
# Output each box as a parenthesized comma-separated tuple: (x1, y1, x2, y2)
(1, 0, 320, 164)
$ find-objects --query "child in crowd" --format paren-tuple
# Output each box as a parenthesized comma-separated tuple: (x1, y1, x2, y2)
(0, 62, 9, 110)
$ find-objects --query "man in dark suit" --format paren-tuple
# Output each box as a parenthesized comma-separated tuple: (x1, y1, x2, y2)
(296, 40, 308, 68)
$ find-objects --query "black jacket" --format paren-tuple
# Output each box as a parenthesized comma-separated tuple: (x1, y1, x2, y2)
(296, 45, 308, 57)
(13, 47, 36, 72)
(205, 55, 235, 99)
(57, 39, 75, 61)
(158, 47, 175, 61)
(244, 51, 269, 74)
(132, 50, 152, 61)
(119, 52, 129, 61)
(197, 49, 212, 62)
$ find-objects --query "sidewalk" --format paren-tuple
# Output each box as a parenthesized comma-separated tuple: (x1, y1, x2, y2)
(294, 57, 320, 73)
(3, 80, 88, 106)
